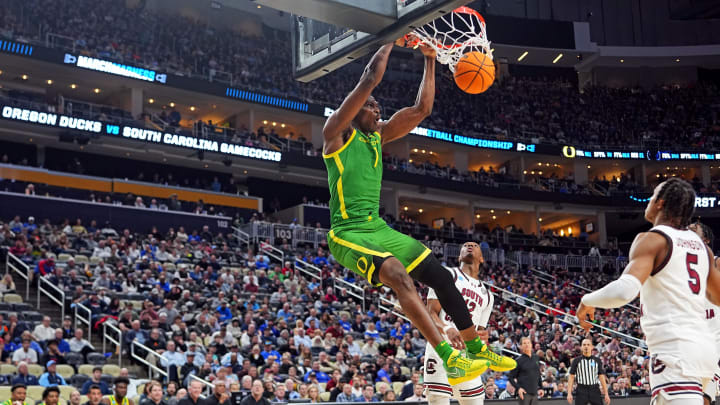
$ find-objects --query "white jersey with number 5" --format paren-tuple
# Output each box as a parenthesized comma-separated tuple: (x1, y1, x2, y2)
(641, 224, 716, 377)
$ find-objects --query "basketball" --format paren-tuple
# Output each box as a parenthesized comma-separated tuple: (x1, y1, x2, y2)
(454, 51, 495, 94)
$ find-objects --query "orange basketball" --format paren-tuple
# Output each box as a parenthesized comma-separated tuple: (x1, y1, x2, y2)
(454, 51, 495, 94)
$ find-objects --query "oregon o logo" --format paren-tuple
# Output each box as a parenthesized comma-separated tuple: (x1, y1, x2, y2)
(562, 146, 576, 158)
(356, 257, 369, 274)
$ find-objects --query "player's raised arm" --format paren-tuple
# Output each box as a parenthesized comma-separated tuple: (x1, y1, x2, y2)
(380, 41, 436, 145)
(576, 231, 666, 331)
(322, 43, 394, 154)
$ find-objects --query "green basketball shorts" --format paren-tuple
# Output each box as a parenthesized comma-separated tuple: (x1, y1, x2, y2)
(327, 219, 431, 286)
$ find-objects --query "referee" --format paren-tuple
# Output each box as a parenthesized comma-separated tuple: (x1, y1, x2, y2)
(567, 339, 610, 405)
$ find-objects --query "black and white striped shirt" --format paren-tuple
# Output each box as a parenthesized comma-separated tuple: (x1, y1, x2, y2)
(569, 355, 605, 386)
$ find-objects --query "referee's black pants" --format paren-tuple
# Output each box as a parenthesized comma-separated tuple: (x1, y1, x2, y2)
(575, 385, 603, 405)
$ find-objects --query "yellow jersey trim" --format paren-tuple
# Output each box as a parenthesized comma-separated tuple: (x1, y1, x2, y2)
(406, 247, 432, 273)
(322, 129, 357, 159)
(328, 230, 392, 258)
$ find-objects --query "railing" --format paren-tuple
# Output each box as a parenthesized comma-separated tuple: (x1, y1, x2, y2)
(378, 295, 409, 323)
(294, 259, 322, 281)
(74, 303, 92, 342)
(37, 276, 65, 320)
(232, 226, 251, 245)
(513, 251, 629, 273)
(103, 322, 123, 367)
(489, 281, 646, 351)
(333, 277, 366, 312)
(259, 240, 285, 264)
(6, 252, 30, 300)
(130, 340, 168, 380)
(45, 33, 76, 53)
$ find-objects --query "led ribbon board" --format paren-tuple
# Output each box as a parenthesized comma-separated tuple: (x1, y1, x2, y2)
(63, 54, 167, 84)
(0, 106, 281, 162)
(323, 107, 536, 153)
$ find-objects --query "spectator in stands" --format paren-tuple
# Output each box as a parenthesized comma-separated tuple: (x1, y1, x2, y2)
(36, 256, 56, 277)
(139, 381, 168, 405)
(179, 380, 204, 405)
(0, 273, 16, 294)
(102, 377, 134, 405)
(38, 360, 67, 387)
(81, 367, 111, 395)
(40, 340, 65, 366)
(499, 383, 516, 399)
(399, 372, 420, 400)
(69, 390, 82, 405)
(69, 329, 94, 360)
(42, 386, 61, 405)
(12, 339, 38, 365)
(0, 337, 10, 364)
(204, 380, 231, 405)
(403, 384, 424, 402)
(358, 384, 378, 402)
(83, 385, 104, 405)
(11, 362, 38, 385)
(160, 341, 185, 383)
(33, 316, 55, 342)
(240, 380, 271, 405)
(54, 329, 70, 354)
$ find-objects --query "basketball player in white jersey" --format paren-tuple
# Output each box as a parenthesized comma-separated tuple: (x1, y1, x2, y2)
(424, 241, 510, 405)
(576, 178, 720, 405)
(689, 221, 720, 405)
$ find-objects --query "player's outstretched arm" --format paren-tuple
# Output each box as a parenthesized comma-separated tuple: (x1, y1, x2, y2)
(705, 247, 720, 305)
(576, 231, 666, 330)
(380, 42, 436, 145)
(322, 43, 394, 154)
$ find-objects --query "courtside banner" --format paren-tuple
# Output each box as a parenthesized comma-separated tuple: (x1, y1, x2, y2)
(0, 105, 282, 162)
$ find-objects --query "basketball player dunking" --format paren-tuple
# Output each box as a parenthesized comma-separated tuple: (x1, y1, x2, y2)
(322, 38, 515, 384)
(576, 178, 720, 405)
(424, 242, 495, 405)
(689, 221, 720, 405)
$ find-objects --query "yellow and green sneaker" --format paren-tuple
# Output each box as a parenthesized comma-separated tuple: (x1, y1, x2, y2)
(444, 349, 491, 385)
(468, 346, 517, 371)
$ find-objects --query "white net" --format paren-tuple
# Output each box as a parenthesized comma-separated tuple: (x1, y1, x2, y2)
(411, 6, 491, 72)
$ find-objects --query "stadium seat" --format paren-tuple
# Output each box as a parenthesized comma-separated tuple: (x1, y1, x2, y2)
(74, 255, 89, 264)
(318, 383, 326, 391)
(401, 366, 410, 376)
(0, 364, 17, 375)
(87, 352, 107, 365)
(27, 386, 44, 400)
(0, 386, 10, 399)
(78, 364, 96, 377)
(3, 293, 23, 303)
(71, 374, 91, 388)
(392, 382, 404, 395)
(59, 385, 75, 400)
(56, 364, 75, 379)
(57, 253, 73, 262)
(27, 364, 44, 377)
(319, 392, 331, 402)
(375, 382, 384, 392)
(90, 256, 102, 265)
(65, 352, 84, 367)
(103, 364, 121, 376)
(80, 396, 88, 404)
(136, 383, 146, 396)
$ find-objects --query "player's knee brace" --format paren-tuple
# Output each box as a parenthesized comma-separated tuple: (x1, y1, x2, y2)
(426, 393, 451, 405)
(409, 253, 473, 331)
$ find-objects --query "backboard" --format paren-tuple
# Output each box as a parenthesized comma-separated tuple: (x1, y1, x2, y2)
(256, 0, 472, 82)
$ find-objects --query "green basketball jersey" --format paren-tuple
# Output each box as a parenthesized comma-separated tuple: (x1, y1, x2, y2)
(323, 128, 382, 228)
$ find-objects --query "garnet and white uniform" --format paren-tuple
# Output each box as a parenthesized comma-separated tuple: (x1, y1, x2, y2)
(702, 256, 720, 401)
(641, 225, 716, 405)
(424, 266, 493, 401)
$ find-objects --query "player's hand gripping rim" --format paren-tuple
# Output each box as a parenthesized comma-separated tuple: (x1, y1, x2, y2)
(576, 301, 595, 331)
(395, 34, 438, 59)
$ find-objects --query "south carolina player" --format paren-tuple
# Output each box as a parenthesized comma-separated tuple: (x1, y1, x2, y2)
(576, 178, 720, 405)
(689, 221, 720, 405)
(424, 241, 511, 405)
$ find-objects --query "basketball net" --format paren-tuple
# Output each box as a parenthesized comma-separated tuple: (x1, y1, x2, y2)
(411, 6, 492, 73)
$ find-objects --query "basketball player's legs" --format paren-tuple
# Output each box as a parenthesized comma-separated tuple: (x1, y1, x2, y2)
(426, 395, 451, 405)
(655, 397, 704, 405)
(650, 362, 706, 405)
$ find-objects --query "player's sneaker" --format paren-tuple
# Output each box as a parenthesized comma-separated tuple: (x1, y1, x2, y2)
(444, 349, 491, 385)
(468, 345, 517, 371)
